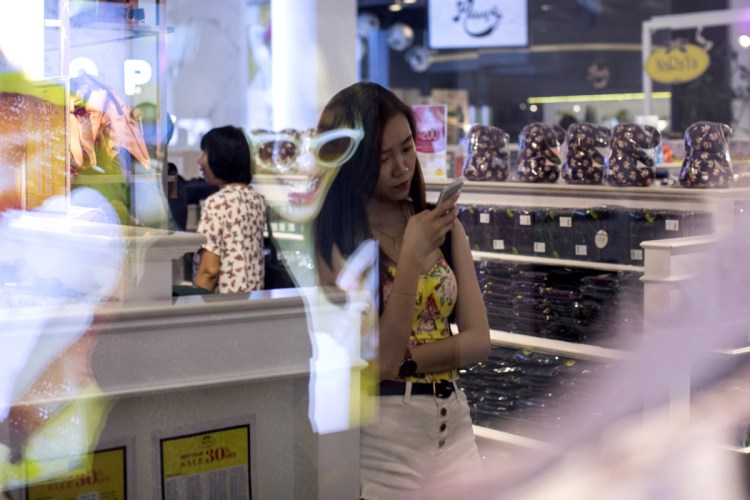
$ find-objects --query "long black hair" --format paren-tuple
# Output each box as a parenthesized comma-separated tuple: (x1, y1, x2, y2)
(200, 125, 253, 184)
(314, 82, 426, 269)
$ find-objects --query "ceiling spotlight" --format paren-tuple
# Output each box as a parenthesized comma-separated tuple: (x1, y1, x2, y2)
(389, 0, 403, 12)
(403, 0, 417, 4)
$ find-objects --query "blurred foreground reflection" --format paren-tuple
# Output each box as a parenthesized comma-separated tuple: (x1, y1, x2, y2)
(433, 216, 750, 499)
(0, 188, 124, 489)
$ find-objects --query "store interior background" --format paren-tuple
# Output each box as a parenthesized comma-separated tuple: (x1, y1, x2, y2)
(166, 0, 750, 180)
(1, 2, 749, 497)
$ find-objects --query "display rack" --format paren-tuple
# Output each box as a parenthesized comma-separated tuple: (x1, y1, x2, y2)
(473, 250, 644, 273)
(43, 0, 171, 226)
(428, 179, 750, 452)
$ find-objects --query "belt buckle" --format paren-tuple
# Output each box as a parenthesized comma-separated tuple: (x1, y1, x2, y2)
(433, 380, 453, 399)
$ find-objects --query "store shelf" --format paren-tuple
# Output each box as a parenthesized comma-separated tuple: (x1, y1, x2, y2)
(711, 345, 750, 357)
(272, 232, 305, 241)
(490, 329, 630, 363)
(472, 424, 555, 452)
(428, 179, 750, 200)
(724, 445, 750, 454)
(46, 20, 173, 48)
(473, 250, 645, 273)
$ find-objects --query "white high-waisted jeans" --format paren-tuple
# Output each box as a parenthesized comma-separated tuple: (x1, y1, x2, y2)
(359, 383, 485, 500)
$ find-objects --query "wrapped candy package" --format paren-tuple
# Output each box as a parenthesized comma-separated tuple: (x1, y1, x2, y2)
(604, 123, 660, 187)
(678, 121, 734, 188)
(463, 124, 510, 181)
(516, 122, 565, 183)
(562, 123, 611, 185)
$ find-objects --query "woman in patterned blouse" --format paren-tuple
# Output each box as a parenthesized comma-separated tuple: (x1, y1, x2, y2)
(193, 126, 266, 293)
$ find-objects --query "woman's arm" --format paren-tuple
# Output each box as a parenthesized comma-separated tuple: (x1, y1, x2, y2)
(378, 200, 461, 379)
(194, 249, 220, 291)
(409, 220, 491, 374)
(193, 195, 223, 292)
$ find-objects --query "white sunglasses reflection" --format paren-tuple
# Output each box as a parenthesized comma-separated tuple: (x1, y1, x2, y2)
(250, 127, 364, 174)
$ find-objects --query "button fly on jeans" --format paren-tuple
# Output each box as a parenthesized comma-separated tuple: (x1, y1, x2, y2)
(440, 408, 447, 416)
(439, 423, 446, 432)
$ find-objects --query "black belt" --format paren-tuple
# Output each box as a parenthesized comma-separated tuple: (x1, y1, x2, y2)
(378, 380, 457, 399)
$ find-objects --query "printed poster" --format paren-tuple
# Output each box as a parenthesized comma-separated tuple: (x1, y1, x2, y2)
(412, 104, 448, 180)
(0, 76, 67, 212)
(161, 424, 251, 500)
(24, 79, 68, 210)
(26, 447, 127, 500)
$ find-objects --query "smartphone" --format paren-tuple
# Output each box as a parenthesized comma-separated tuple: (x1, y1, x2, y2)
(436, 179, 464, 206)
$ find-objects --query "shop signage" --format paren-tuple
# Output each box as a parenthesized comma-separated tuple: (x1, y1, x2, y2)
(413, 104, 448, 179)
(161, 424, 251, 499)
(70, 57, 152, 95)
(428, 0, 528, 49)
(26, 447, 127, 500)
(645, 41, 710, 84)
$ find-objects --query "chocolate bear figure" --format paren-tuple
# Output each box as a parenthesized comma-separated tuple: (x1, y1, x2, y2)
(604, 123, 661, 187)
(678, 121, 733, 188)
(562, 123, 611, 185)
(515, 122, 565, 183)
(463, 124, 510, 181)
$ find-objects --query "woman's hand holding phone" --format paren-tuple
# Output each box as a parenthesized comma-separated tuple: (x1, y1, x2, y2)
(435, 179, 463, 219)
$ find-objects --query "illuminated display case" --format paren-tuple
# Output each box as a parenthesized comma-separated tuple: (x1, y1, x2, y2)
(40, 0, 170, 226)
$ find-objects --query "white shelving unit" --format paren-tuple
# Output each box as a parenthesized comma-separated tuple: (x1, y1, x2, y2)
(488, 329, 629, 363)
(428, 180, 750, 452)
(473, 250, 644, 273)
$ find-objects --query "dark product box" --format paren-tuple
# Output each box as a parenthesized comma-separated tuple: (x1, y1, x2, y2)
(628, 209, 659, 263)
(457, 204, 481, 250)
(693, 211, 714, 235)
(512, 208, 535, 255)
(654, 210, 688, 240)
(597, 206, 631, 264)
(532, 209, 555, 257)
(533, 208, 576, 259)
(573, 208, 602, 261)
(476, 205, 496, 251)
(490, 207, 516, 254)
(659, 210, 714, 238)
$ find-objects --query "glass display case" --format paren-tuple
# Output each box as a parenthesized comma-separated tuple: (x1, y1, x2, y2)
(40, 0, 170, 227)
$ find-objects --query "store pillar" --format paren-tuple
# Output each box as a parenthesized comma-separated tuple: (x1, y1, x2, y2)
(271, 0, 357, 130)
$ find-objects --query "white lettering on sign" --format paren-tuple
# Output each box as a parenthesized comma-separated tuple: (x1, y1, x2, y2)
(124, 59, 152, 95)
(69, 58, 153, 96)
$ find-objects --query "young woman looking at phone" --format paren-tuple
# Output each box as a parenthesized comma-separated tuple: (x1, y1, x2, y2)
(314, 82, 490, 498)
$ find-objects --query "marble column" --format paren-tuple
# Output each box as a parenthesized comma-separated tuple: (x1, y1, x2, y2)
(271, 0, 358, 130)
(166, 0, 248, 150)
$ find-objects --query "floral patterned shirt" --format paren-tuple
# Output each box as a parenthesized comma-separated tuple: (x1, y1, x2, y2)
(194, 184, 266, 293)
(383, 256, 458, 382)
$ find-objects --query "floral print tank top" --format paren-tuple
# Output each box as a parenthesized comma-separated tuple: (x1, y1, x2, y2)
(383, 256, 458, 382)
